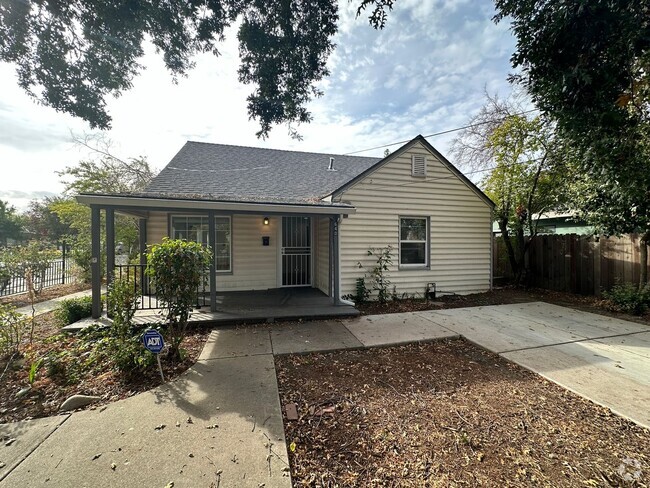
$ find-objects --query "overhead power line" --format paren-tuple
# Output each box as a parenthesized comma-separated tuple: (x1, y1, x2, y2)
(343, 108, 540, 156)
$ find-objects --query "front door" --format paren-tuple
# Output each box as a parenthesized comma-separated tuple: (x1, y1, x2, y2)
(281, 216, 312, 286)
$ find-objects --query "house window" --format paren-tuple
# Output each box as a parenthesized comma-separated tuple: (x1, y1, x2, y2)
(171, 216, 209, 245)
(411, 154, 427, 177)
(170, 215, 232, 272)
(214, 216, 231, 272)
(399, 217, 428, 267)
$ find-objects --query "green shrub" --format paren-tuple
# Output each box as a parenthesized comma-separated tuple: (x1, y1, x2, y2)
(0, 304, 27, 358)
(353, 277, 370, 303)
(146, 238, 212, 360)
(106, 278, 154, 374)
(357, 245, 394, 304)
(80, 322, 156, 377)
(55, 296, 94, 326)
(603, 283, 650, 315)
(107, 278, 139, 327)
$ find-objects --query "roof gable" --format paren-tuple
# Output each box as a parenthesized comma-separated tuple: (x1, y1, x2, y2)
(330, 135, 495, 208)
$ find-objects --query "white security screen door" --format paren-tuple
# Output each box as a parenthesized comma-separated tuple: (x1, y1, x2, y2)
(281, 216, 311, 286)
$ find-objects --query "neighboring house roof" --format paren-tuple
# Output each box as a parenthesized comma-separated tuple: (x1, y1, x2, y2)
(141, 142, 381, 204)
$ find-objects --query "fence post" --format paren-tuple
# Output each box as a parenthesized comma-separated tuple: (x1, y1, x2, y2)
(593, 236, 601, 297)
(61, 241, 66, 285)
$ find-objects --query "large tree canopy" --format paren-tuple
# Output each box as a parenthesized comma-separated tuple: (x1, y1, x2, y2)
(494, 0, 650, 170)
(0, 0, 394, 137)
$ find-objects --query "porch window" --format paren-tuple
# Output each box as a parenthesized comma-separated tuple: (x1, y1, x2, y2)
(171, 215, 232, 272)
(399, 217, 429, 267)
(214, 216, 231, 272)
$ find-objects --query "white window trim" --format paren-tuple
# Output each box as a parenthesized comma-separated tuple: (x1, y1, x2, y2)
(170, 214, 233, 273)
(398, 216, 430, 269)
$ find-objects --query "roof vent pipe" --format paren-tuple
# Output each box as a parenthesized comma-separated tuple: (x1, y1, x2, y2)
(328, 157, 335, 171)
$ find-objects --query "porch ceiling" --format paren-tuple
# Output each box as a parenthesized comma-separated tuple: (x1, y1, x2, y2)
(76, 193, 355, 216)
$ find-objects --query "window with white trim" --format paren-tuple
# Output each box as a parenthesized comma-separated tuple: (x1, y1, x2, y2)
(171, 215, 232, 272)
(411, 154, 427, 177)
(399, 217, 428, 267)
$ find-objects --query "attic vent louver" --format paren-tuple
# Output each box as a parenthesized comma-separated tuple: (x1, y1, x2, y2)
(327, 157, 336, 171)
(411, 154, 427, 177)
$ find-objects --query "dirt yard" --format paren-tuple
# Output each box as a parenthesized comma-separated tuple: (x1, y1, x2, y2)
(276, 340, 650, 487)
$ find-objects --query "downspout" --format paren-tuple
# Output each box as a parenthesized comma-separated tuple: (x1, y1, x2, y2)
(489, 207, 494, 290)
(335, 214, 355, 307)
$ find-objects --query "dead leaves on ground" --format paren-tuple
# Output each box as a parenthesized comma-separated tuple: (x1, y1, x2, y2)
(276, 340, 650, 487)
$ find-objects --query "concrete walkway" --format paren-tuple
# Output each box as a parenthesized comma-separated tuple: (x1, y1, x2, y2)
(1, 354, 291, 487)
(2, 301, 648, 487)
(14, 288, 94, 317)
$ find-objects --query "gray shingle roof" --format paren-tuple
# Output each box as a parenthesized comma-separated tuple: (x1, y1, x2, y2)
(142, 142, 381, 204)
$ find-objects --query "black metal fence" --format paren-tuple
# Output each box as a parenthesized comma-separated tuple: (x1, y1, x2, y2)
(0, 257, 70, 297)
(114, 264, 209, 310)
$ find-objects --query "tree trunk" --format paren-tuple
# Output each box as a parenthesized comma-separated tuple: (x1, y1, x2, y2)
(514, 224, 526, 286)
(640, 231, 649, 288)
(498, 219, 519, 280)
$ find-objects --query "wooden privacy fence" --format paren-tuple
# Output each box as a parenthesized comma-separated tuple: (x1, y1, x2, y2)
(493, 234, 650, 296)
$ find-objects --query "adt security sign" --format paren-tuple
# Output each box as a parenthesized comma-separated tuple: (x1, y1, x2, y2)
(143, 329, 165, 354)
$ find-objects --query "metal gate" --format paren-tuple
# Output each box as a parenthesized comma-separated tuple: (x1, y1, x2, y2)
(281, 216, 311, 286)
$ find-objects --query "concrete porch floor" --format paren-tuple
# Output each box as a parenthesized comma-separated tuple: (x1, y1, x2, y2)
(133, 287, 359, 326)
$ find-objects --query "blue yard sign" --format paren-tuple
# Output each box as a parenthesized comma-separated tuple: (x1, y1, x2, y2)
(142, 329, 165, 354)
(143, 329, 166, 381)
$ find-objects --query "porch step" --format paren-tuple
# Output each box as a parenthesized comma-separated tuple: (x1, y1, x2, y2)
(132, 305, 360, 327)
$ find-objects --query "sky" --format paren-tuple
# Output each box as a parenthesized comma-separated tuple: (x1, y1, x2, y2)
(0, 0, 517, 211)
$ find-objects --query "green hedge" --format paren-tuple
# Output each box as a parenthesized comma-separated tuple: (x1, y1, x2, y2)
(55, 296, 95, 326)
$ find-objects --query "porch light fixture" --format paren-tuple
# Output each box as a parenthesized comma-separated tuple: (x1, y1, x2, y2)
(263, 216, 270, 225)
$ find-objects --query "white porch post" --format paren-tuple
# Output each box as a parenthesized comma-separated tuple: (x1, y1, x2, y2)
(208, 210, 217, 312)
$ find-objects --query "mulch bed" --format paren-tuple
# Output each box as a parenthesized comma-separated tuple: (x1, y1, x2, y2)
(0, 312, 210, 423)
(276, 340, 650, 487)
(0, 282, 91, 308)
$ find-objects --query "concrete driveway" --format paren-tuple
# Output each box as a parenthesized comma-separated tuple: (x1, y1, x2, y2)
(408, 302, 650, 429)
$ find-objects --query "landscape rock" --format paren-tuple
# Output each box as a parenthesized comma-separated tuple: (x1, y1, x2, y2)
(59, 394, 101, 412)
(16, 387, 31, 398)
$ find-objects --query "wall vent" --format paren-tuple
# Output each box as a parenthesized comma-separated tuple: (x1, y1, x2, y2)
(412, 154, 427, 177)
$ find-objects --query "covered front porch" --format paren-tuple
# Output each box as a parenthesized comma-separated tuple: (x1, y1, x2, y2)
(77, 194, 356, 320)
(132, 287, 358, 326)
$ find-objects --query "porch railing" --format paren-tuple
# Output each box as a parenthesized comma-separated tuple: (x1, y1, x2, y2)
(113, 264, 209, 310)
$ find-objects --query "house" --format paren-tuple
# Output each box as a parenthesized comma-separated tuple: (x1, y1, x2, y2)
(78, 135, 495, 318)
(492, 211, 593, 236)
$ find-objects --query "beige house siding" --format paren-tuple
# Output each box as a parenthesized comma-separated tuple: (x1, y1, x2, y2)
(146, 212, 168, 246)
(219, 214, 278, 291)
(334, 141, 492, 297)
(315, 216, 330, 295)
